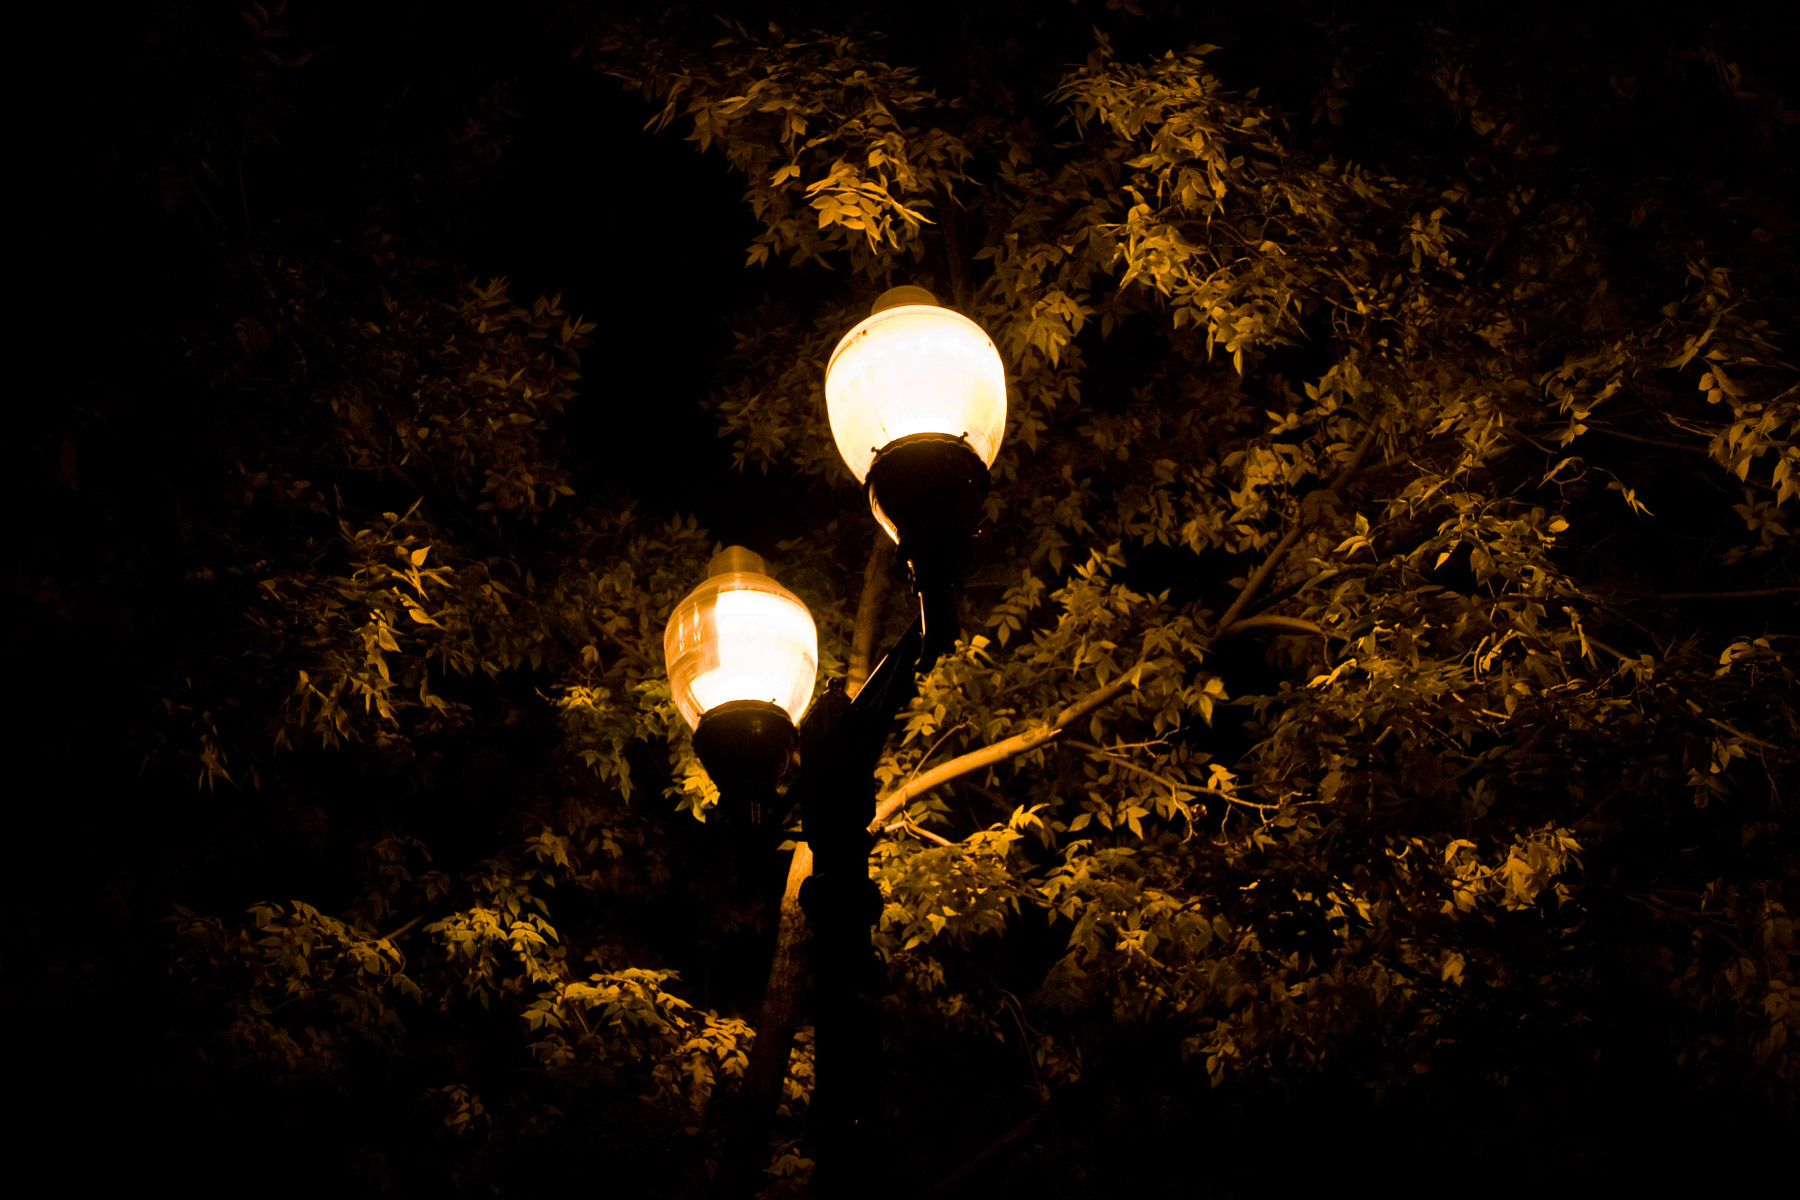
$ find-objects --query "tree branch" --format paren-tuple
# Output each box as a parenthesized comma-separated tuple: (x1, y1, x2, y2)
(720, 840, 813, 1188)
(1213, 526, 1304, 634)
(1213, 425, 1378, 632)
(599, 624, 656, 672)
(1617, 587, 1799, 601)
(920, 1096, 1057, 1198)
(379, 913, 425, 943)
(866, 423, 1380, 833)
(846, 533, 896, 695)
(1218, 614, 1327, 637)
(1586, 422, 1707, 453)
(1239, 566, 1345, 618)
(940, 189, 970, 310)
(870, 665, 1149, 832)
(884, 816, 954, 846)
(1067, 739, 1234, 804)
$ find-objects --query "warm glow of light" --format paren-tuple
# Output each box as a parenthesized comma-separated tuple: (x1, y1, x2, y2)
(663, 558, 819, 729)
(824, 304, 1007, 482)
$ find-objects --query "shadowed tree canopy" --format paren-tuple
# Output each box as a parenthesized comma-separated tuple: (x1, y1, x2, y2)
(11, 0, 1797, 1195)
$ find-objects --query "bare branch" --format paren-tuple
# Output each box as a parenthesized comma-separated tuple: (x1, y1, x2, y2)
(903, 721, 972, 788)
(1243, 566, 1346, 617)
(884, 816, 954, 846)
(1618, 587, 1799, 601)
(847, 533, 896, 696)
(1214, 425, 1378, 632)
(940, 189, 971, 310)
(1586, 422, 1707, 453)
(866, 423, 1380, 833)
(600, 623, 656, 672)
(870, 664, 1152, 832)
(379, 913, 424, 943)
(1213, 525, 1304, 634)
(1218, 614, 1327, 637)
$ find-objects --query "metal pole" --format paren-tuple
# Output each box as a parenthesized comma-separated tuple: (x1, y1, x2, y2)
(787, 620, 925, 1196)
(800, 793, 882, 1194)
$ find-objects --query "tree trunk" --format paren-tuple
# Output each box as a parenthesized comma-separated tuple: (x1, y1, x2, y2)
(718, 843, 814, 1194)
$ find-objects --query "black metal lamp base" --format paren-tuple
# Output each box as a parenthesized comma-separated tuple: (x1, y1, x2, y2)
(865, 433, 990, 658)
(692, 699, 798, 824)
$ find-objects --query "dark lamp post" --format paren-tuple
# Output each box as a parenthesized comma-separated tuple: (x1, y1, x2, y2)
(662, 546, 818, 818)
(671, 288, 1008, 1194)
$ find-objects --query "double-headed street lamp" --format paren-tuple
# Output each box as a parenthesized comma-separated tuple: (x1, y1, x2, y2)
(661, 286, 1006, 1190)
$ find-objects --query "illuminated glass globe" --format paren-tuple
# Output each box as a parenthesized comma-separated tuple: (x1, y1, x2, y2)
(822, 288, 1008, 656)
(824, 287, 1008, 484)
(663, 546, 819, 730)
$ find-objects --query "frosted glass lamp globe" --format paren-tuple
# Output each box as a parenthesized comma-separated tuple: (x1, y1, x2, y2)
(662, 546, 819, 731)
(824, 288, 1007, 484)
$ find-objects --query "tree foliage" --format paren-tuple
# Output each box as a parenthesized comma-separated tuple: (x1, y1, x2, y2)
(17, 1, 1796, 1195)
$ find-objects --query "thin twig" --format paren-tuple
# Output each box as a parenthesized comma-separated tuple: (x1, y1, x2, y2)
(1066, 738, 1229, 803)
(1585, 636, 1635, 663)
(1243, 566, 1347, 616)
(600, 624, 656, 671)
(1227, 796, 1294, 812)
(1706, 717, 1785, 754)
(562, 995, 593, 1038)
(904, 721, 973, 790)
(1616, 587, 1798, 601)
(1081, 737, 1172, 753)
(1219, 614, 1328, 637)
(939, 188, 970, 311)
(883, 817, 954, 846)
(380, 914, 425, 942)
(1585, 423, 1705, 453)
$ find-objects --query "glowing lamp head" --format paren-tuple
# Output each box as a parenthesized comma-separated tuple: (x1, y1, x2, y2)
(824, 287, 1007, 484)
(663, 546, 819, 731)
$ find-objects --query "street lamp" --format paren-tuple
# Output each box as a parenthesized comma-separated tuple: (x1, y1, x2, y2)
(825, 285, 1006, 650)
(672, 286, 1006, 1194)
(663, 545, 818, 820)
